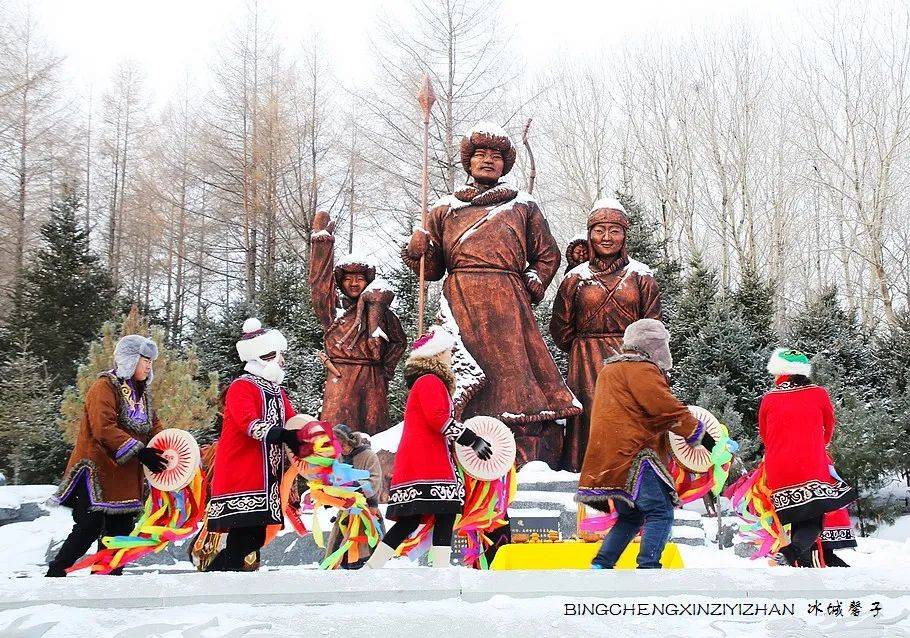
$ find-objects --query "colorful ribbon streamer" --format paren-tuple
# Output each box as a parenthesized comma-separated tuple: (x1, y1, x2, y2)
(280, 423, 383, 570)
(454, 465, 517, 569)
(724, 461, 787, 558)
(68, 469, 206, 574)
(577, 424, 738, 536)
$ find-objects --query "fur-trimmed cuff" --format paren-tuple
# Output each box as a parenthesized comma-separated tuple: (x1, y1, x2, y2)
(114, 438, 144, 464)
(441, 418, 466, 442)
(685, 420, 705, 446)
(248, 419, 280, 442)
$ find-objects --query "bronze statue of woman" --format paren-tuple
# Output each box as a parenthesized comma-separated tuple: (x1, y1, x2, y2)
(549, 199, 662, 471)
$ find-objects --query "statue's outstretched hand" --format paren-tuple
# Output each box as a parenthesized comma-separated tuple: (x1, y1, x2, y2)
(312, 211, 336, 236)
(407, 228, 430, 260)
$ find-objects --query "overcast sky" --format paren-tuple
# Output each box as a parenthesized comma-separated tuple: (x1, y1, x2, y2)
(28, 0, 812, 107)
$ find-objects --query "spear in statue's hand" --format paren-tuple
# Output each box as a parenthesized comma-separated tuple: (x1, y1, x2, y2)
(416, 75, 436, 336)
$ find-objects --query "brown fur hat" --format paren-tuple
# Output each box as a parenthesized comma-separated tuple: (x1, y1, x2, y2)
(333, 253, 376, 290)
(460, 122, 517, 176)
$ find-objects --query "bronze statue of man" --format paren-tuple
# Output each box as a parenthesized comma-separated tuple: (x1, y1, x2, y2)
(402, 122, 580, 468)
(309, 211, 407, 434)
(549, 199, 662, 471)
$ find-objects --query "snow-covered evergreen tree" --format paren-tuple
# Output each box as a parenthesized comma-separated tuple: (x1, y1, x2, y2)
(669, 258, 774, 463)
(4, 186, 114, 389)
(0, 332, 65, 484)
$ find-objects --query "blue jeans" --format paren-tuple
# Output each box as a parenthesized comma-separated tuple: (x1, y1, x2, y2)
(592, 464, 675, 569)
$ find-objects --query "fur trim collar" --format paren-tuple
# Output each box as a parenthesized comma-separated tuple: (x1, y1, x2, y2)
(404, 357, 456, 394)
(590, 254, 629, 276)
(603, 349, 652, 366)
(453, 182, 518, 207)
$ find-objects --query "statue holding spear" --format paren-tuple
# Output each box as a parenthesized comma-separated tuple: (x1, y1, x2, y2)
(401, 100, 579, 468)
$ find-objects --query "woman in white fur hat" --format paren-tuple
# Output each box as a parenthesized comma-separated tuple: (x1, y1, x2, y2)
(205, 318, 306, 571)
(47, 335, 167, 577)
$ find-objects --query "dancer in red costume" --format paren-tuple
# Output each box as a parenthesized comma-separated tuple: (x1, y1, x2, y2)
(761, 348, 857, 567)
(366, 326, 493, 568)
(206, 318, 304, 571)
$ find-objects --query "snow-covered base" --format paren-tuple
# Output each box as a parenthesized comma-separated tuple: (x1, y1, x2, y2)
(2, 569, 910, 637)
(3, 483, 910, 635)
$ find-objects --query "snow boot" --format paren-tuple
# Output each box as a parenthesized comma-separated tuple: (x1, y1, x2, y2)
(45, 564, 67, 578)
(429, 545, 452, 568)
(365, 542, 395, 569)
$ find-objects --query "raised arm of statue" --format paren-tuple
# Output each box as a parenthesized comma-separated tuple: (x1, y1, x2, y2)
(308, 211, 338, 331)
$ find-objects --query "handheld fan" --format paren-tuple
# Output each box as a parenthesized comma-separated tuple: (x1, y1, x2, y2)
(455, 416, 516, 481)
(144, 428, 201, 492)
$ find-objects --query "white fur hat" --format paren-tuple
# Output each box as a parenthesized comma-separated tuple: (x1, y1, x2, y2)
(236, 318, 288, 363)
(409, 325, 456, 359)
(623, 318, 673, 371)
(114, 335, 158, 379)
(767, 348, 812, 377)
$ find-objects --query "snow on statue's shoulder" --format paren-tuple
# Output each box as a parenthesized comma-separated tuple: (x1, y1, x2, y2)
(514, 189, 537, 206)
(364, 277, 394, 295)
(336, 251, 378, 270)
(432, 194, 471, 211)
(567, 261, 594, 280)
(311, 230, 332, 239)
(624, 258, 654, 277)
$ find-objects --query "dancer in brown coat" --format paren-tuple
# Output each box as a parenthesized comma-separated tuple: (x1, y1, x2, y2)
(47, 335, 167, 576)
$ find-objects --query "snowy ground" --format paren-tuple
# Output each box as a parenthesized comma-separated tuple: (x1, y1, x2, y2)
(3, 480, 910, 635)
(1, 569, 910, 637)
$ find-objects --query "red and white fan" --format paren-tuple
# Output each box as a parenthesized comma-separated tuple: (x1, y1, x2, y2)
(668, 406, 723, 474)
(144, 428, 201, 491)
(455, 416, 516, 481)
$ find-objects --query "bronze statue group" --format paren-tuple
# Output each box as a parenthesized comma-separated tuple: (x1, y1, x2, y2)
(45, 122, 856, 577)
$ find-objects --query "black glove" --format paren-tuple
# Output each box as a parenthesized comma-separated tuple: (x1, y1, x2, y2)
(279, 429, 301, 454)
(455, 427, 493, 461)
(138, 447, 167, 473)
(471, 436, 493, 461)
(700, 432, 716, 450)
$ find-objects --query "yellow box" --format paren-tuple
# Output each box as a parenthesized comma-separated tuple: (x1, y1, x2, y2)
(490, 540, 684, 570)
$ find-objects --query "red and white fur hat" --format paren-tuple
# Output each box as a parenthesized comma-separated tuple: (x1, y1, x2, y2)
(408, 325, 456, 360)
